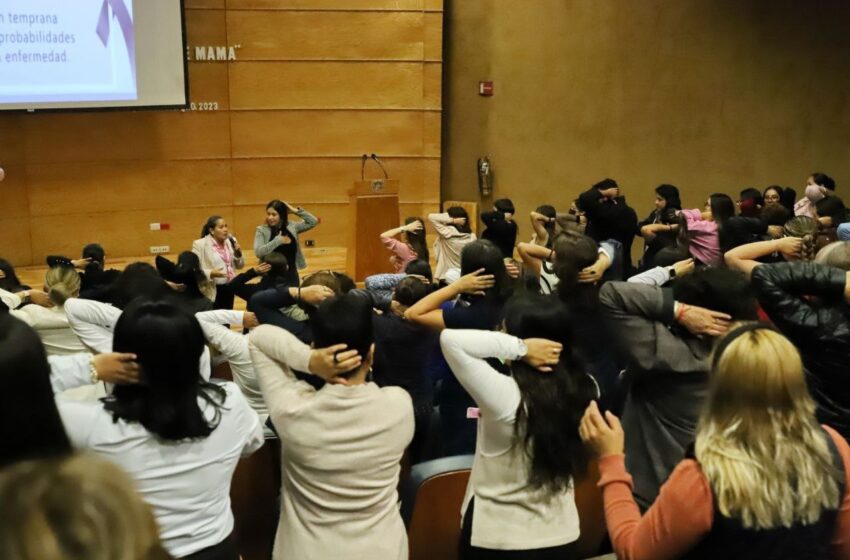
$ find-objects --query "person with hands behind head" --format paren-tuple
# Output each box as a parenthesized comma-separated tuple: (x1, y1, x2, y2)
(481, 198, 518, 260)
(747, 248, 850, 441)
(0, 266, 87, 356)
(429, 206, 477, 283)
(405, 239, 512, 455)
(380, 216, 429, 273)
(255, 199, 319, 287)
(441, 294, 598, 558)
(580, 325, 850, 560)
(248, 293, 413, 560)
(599, 268, 757, 510)
(724, 215, 820, 279)
(628, 256, 695, 287)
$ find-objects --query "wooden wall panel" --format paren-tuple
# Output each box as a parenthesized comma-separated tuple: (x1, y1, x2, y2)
(226, 0, 433, 11)
(0, 5, 442, 265)
(0, 116, 25, 163)
(23, 112, 232, 164)
(425, 12, 443, 61)
(186, 9, 227, 46)
(424, 63, 442, 108)
(0, 218, 33, 266)
(229, 62, 426, 109)
(0, 164, 30, 219)
(26, 161, 232, 215)
(230, 111, 428, 157)
(232, 157, 440, 204)
(228, 11, 426, 60)
(186, 0, 224, 8)
(188, 64, 231, 109)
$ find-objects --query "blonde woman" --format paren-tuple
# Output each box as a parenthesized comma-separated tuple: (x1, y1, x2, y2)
(0, 266, 87, 355)
(580, 324, 850, 559)
(0, 454, 171, 560)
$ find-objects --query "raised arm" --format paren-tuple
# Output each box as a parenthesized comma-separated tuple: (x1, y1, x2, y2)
(248, 324, 357, 419)
(404, 269, 495, 331)
(517, 242, 552, 277)
(196, 310, 251, 364)
(750, 262, 849, 344)
(599, 282, 714, 373)
(63, 298, 121, 354)
(289, 206, 319, 234)
(529, 211, 553, 247)
(429, 212, 463, 239)
(724, 238, 801, 279)
(439, 329, 525, 420)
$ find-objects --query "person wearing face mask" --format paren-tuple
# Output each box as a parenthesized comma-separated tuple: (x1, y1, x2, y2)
(795, 172, 836, 218)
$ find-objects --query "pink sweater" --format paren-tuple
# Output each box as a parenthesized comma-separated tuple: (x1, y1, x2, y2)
(682, 209, 721, 266)
(381, 236, 418, 273)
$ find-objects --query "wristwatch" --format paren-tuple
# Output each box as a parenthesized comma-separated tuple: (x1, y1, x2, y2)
(667, 266, 677, 280)
(516, 338, 528, 358)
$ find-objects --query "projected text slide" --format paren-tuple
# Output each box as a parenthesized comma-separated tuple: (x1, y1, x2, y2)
(0, 0, 136, 104)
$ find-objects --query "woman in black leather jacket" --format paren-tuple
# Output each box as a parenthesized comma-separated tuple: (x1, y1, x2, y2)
(751, 260, 850, 440)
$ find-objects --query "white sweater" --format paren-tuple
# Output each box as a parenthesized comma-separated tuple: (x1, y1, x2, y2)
(440, 329, 581, 550)
(249, 324, 414, 560)
(1, 288, 87, 356)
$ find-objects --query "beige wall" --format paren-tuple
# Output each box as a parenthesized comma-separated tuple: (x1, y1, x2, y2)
(442, 0, 850, 242)
(0, 0, 443, 266)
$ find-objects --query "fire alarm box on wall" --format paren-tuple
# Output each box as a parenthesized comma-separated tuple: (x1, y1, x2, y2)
(479, 81, 493, 96)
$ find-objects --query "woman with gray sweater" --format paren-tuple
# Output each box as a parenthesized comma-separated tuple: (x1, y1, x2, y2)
(254, 199, 318, 286)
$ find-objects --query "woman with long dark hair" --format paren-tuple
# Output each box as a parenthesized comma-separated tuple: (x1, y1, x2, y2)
(405, 239, 512, 454)
(637, 184, 682, 269)
(57, 300, 264, 559)
(580, 324, 850, 559)
(440, 294, 597, 558)
(529, 204, 558, 248)
(253, 199, 318, 286)
(676, 193, 735, 265)
(379, 216, 429, 272)
(0, 314, 72, 468)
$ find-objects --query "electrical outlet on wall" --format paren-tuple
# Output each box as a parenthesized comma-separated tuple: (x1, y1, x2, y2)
(304, 239, 315, 247)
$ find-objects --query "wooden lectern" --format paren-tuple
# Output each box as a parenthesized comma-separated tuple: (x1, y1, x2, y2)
(347, 157, 400, 281)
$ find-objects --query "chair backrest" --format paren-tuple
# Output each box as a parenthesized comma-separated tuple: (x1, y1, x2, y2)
(230, 435, 281, 560)
(402, 455, 474, 560)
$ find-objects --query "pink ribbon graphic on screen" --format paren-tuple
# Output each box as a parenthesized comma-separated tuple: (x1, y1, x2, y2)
(95, 0, 136, 85)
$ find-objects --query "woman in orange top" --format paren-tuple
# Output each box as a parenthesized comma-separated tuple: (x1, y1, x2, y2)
(580, 324, 850, 560)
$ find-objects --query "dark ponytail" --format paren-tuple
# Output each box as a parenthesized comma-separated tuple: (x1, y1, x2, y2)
(200, 215, 222, 240)
(504, 295, 596, 492)
(552, 232, 599, 309)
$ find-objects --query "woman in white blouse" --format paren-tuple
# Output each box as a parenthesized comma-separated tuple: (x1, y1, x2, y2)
(0, 266, 87, 356)
(439, 294, 598, 559)
(58, 299, 263, 559)
(193, 215, 245, 309)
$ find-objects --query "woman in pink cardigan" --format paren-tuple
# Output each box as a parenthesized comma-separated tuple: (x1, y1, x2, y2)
(379, 216, 429, 272)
